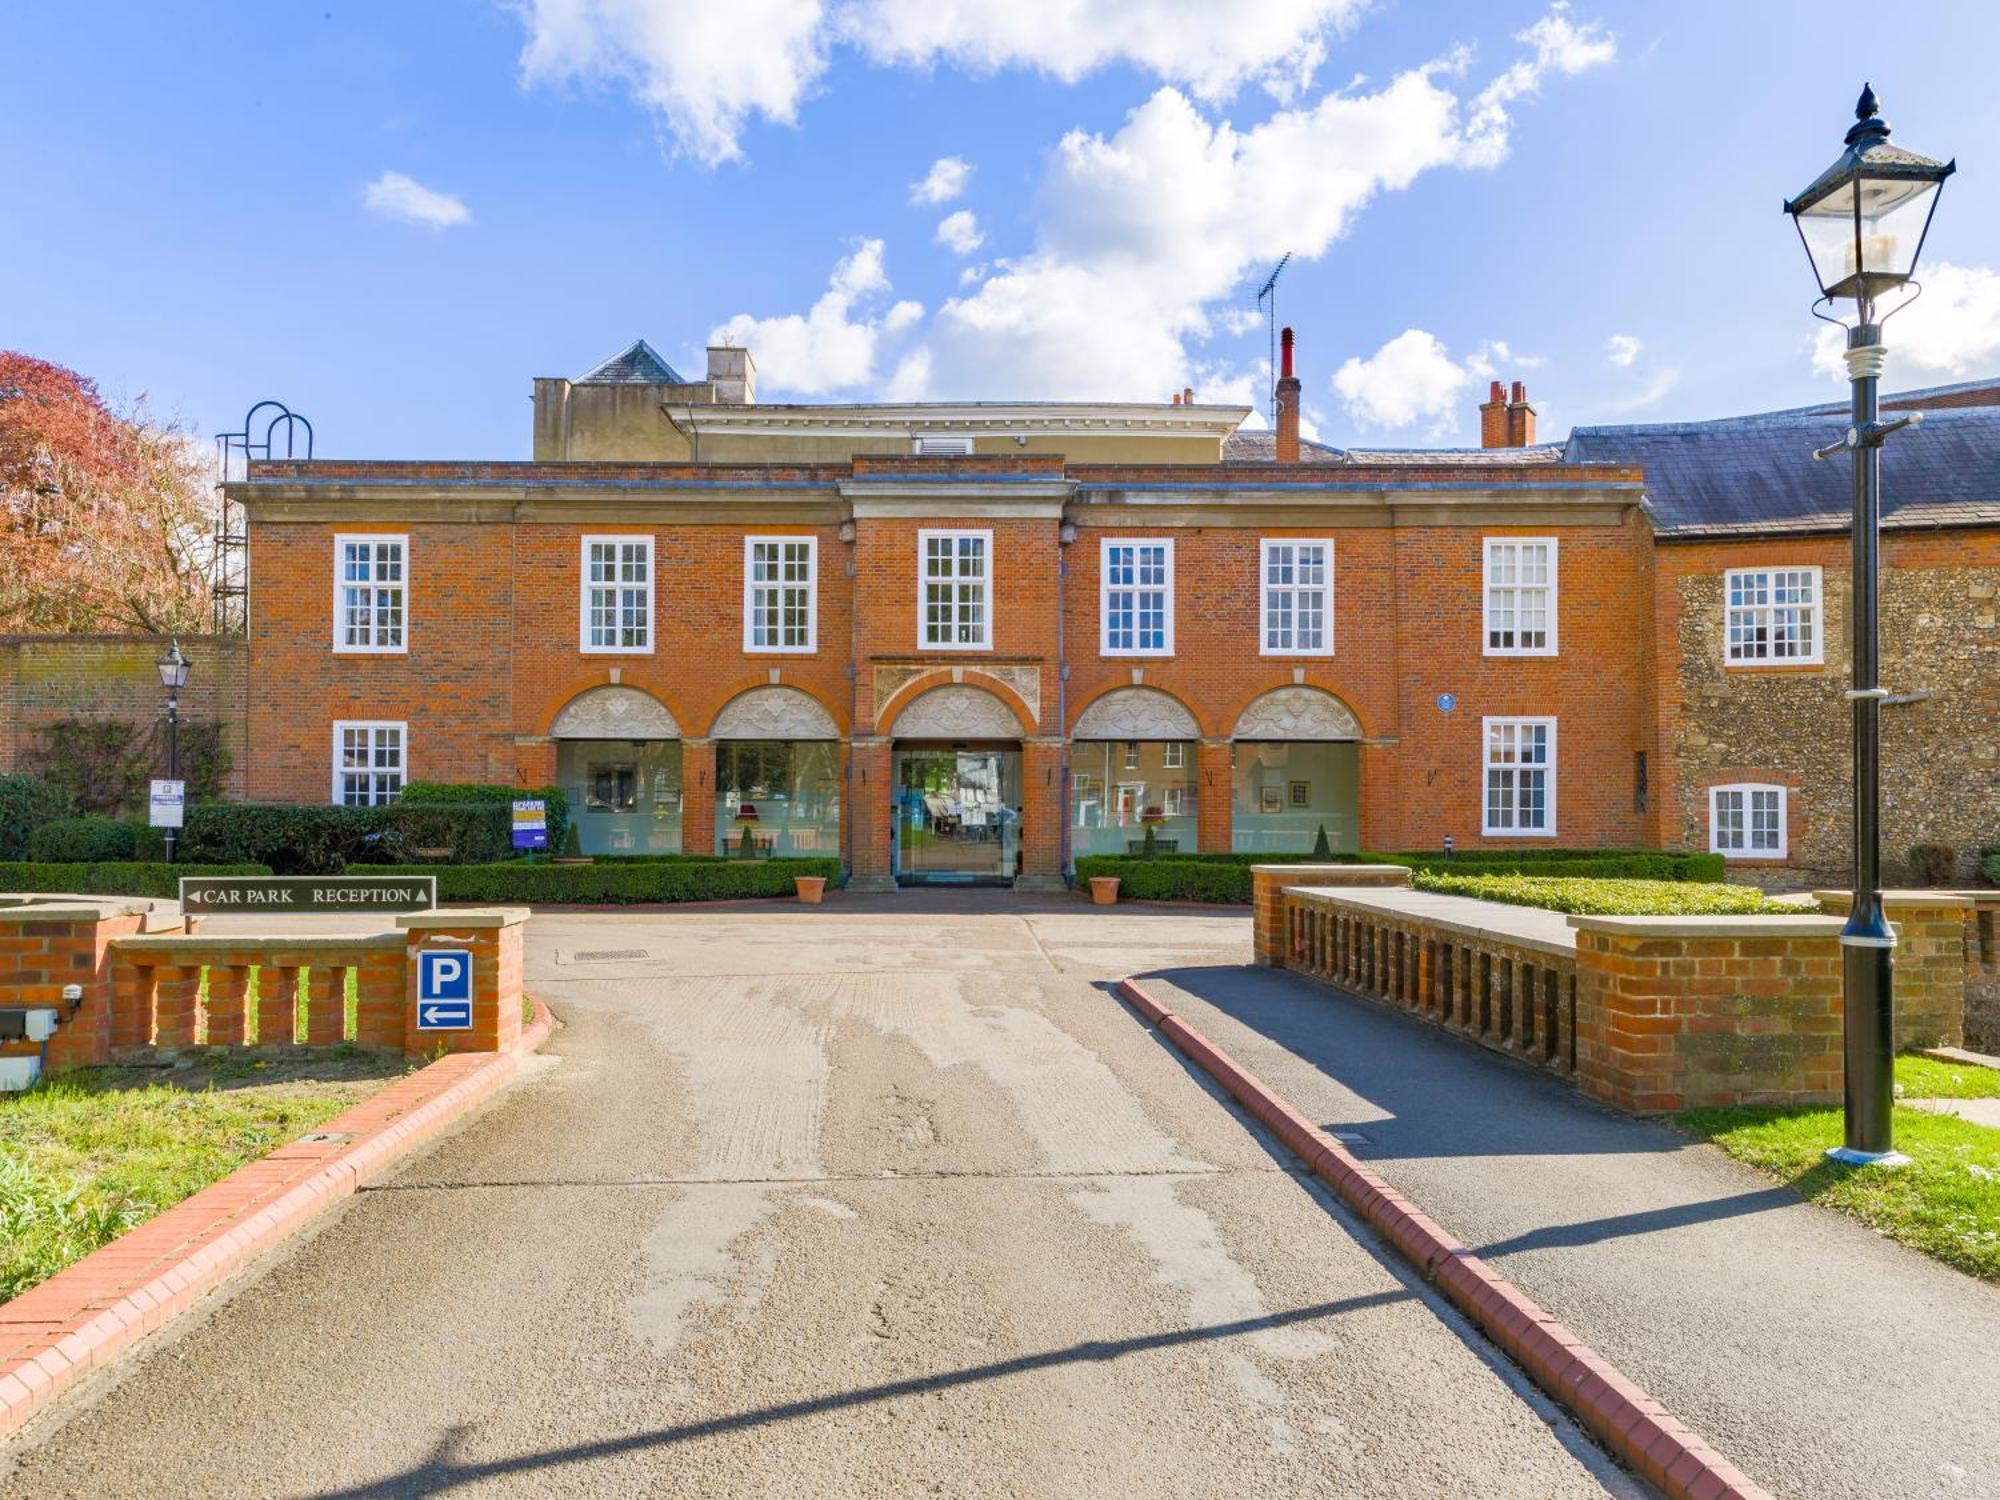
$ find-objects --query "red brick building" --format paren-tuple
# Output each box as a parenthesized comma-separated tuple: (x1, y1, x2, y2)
(216, 335, 2000, 889)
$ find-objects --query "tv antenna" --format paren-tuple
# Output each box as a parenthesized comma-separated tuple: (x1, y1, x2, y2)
(1254, 252, 1292, 425)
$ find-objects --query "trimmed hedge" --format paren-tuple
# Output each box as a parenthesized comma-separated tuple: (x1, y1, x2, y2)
(0, 774, 70, 860)
(1074, 848, 1726, 903)
(364, 857, 843, 904)
(399, 782, 569, 858)
(1411, 871, 1798, 916)
(28, 817, 138, 863)
(0, 862, 272, 899)
(180, 802, 512, 872)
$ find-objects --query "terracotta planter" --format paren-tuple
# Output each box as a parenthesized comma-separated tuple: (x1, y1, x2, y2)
(1089, 876, 1121, 906)
(794, 875, 827, 904)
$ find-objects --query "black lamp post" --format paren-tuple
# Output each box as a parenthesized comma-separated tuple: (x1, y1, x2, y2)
(1784, 85, 1953, 1166)
(156, 639, 190, 865)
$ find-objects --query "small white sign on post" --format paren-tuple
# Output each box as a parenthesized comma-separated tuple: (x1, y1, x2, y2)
(149, 779, 186, 829)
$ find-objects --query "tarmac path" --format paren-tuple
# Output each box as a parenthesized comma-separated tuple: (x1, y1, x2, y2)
(1, 900, 1627, 1499)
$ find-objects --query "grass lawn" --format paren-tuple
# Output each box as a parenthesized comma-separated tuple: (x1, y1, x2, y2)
(0, 1049, 402, 1302)
(1897, 1053, 2000, 1100)
(1679, 1058, 2000, 1284)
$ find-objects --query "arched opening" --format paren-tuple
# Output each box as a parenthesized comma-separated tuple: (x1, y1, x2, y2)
(1230, 686, 1362, 855)
(709, 687, 842, 858)
(550, 686, 684, 855)
(887, 685, 1025, 885)
(1069, 687, 1201, 861)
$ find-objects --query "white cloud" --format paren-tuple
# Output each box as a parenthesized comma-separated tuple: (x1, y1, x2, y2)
(911, 155, 972, 204)
(1460, 1, 1615, 166)
(1595, 366, 1680, 414)
(840, 0, 1367, 104)
(1606, 333, 1642, 367)
(363, 171, 470, 229)
(513, 0, 827, 167)
(1812, 261, 2000, 383)
(688, 7, 1611, 403)
(510, 0, 1372, 165)
(709, 239, 919, 394)
(935, 210, 984, 255)
(911, 13, 1611, 401)
(1333, 330, 1479, 430)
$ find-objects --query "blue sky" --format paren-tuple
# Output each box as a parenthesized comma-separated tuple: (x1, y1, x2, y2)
(7, 1, 1999, 459)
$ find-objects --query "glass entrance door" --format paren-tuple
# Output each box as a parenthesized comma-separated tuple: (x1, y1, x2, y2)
(894, 747, 1022, 883)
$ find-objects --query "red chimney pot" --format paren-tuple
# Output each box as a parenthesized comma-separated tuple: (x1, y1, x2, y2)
(1280, 326, 1295, 380)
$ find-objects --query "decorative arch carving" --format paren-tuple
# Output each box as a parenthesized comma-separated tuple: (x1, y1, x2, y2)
(550, 685, 682, 739)
(710, 686, 840, 740)
(1072, 687, 1199, 740)
(889, 685, 1023, 740)
(1232, 686, 1361, 741)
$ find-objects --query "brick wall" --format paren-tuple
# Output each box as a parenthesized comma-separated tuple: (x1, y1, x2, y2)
(1572, 921, 1846, 1113)
(0, 635, 248, 799)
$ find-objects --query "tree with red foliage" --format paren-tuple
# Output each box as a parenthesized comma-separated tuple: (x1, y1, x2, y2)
(0, 352, 216, 634)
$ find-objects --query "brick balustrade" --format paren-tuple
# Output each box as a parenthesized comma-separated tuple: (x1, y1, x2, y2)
(106, 934, 408, 1051)
(1250, 863, 1411, 967)
(1254, 875, 1976, 1113)
(1281, 885, 1578, 1079)
(1, 897, 531, 1069)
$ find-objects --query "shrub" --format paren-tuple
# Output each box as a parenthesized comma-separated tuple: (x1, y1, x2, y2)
(0, 774, 70, 860)
(364, 857, 842, 904)
(28, 817, 137, 863)
(561, 823, 583, 858)
(1312, 824, 1333, 859)
(398, 782, 569, 858)
(1411, 871, 1798, 916)
(1984, 848, 2000, 887)
(0, 862, 270, 898)
(1908, 843, 1958, 886)
(369, 803, 512, 865)
(178, 804, 384, 874)
(1069, 848, 1727, 903)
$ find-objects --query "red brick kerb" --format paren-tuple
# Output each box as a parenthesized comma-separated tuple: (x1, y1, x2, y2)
(0, 996, 558, 1442)
(1115, 978, 1772, 1500)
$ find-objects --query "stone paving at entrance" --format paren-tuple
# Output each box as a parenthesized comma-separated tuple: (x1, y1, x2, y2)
(1, 900, 1633, 1498)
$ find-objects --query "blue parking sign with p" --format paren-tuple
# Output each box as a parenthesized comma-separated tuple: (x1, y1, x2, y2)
(417, 949, 473, 1030)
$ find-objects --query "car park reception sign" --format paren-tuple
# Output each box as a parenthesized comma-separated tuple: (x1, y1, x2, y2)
(179, 876, 438, 913)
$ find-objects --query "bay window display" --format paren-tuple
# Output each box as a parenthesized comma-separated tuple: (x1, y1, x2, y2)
(1070, 741, 1198, 858)
(1231, 741, 1358, 853)
(715, 741, 841, 856)
(557, 739, 682, 854)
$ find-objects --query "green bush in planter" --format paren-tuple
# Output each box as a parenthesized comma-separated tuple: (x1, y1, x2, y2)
(28, 816, 138, 863)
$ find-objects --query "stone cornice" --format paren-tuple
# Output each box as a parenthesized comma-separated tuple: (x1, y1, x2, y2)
(664, 401, 1249, 440)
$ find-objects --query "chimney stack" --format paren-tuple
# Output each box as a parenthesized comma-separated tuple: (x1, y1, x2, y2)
(1479, 380, 1510, 448)
(706, 345, 756, 405)
(1506, 380, 1536, 447)
(1275, 326, 1301, 464)
(1183, 385, 1195, 405)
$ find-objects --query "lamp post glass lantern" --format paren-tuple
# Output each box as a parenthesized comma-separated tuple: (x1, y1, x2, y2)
(157, 640, 190, 864)
(1784, 86, 1952, 1168)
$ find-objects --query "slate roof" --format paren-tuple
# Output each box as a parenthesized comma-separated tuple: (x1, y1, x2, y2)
(1565, 382, 2000, 536)
(1221, 431, 1346, 463)
(577, 338, 684, 385)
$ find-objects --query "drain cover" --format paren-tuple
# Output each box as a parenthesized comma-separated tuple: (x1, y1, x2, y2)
(571, 948, 650, 963)
(296, 1131, 352, 1146)
(1328, 1129, 1370, 1145)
